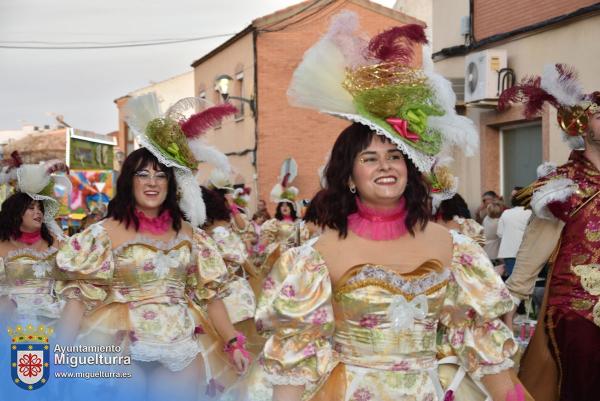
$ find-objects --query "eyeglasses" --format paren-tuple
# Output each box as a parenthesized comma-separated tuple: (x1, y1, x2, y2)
(358, 153, 404, 166)
(134, 170, 168, 183)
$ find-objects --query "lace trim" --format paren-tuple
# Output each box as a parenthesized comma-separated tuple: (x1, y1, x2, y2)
(346, 265, 450, 295)
(449, 229, 472, 246)
(129, 337, 201, 372)
(6, 246, 58, 260)
(471, 358, 514, 380)
(326, 111, 435, 173)
(136, 134, 190, 171)
(112, 232, 193, 256)
(262, 369, 317, 387)
(531, 177, 576, 220)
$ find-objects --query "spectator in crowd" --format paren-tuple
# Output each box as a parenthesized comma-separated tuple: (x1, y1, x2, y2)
(475, 190, 500, 223)
(256, 199, 271, 219)
(482, 200, 503, 263)
(497, 187, 532, 278)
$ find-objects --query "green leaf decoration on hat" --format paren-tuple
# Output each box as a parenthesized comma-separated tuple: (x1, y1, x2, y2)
(39, 181, 55, 197)
(353, 83, 444, 155)
(145, 118, 198, 169)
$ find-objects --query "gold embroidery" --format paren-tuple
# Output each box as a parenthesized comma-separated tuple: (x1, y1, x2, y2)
(570, 299, 593, 310)
(585, 228, 600, 242)
(334, 279, 448, 301)
(593, 302, 600, 327)
(571, 264, 600, 296)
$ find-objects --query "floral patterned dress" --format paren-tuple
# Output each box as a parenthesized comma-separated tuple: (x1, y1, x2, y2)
(0, 246, 64, 325)
(209, 225, 256, 324)
(257, 219, 310, 273)
(244, 231, 517, 401)
(55, 221, 233, 379)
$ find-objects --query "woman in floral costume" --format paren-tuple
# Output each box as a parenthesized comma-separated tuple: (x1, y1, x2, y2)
(241, 11, 527, 401)
(201, 186, 263, 354)
(0, 161, 68, 326)
(56, 94, 250, 401)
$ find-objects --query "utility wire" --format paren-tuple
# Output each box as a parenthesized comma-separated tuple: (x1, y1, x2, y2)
(0, 33, 235, 49)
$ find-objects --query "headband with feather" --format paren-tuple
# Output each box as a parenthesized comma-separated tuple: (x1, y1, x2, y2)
(498, 63, 599, 137)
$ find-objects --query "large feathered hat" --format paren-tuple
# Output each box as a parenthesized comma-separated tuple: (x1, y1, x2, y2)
(123, 93, 237, 226)
(499, 64, 600, 138)
(270, 158, 300, 208)
(287, 10, 478, 173)
(0, 157, 71, 239)
(425, 159, 459, 214)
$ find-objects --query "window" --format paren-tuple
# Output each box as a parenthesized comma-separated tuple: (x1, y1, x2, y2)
(500, 123, 542, 202)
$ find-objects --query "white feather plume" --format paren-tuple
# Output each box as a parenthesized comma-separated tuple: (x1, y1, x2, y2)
(287, 27, 355, 114)
(428, 115, 479, 157)
(188, 139, 231, 173)
(123, 92, 162, 135)
(0, 166, 18, 185)
(422, 46, 479, 157)
(208, 168, 233, 190)
(561, 131, 585, 149)
(536, 162, 558, 178)
(17, 165, 50, 194)
(175, 169, 206, 227)
(540, 64, 584, 107)
(270, 183, 284, 203)
(531, 177, 575, 220)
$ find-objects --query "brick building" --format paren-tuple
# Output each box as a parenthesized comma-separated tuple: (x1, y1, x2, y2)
(432, 0, 600, 205)
(190, 0, 424, 212)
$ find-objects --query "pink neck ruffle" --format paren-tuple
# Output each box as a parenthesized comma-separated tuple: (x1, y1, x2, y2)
(135, 209, 172, 235)
(347, 197, 408, 240)
(16, 230, 42, 245)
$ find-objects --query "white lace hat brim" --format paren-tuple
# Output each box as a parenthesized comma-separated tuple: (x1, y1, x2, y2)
(325, 111, 435, 173)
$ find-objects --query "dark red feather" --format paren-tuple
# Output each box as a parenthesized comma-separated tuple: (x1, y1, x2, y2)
(498, 76, 560, 119)
(9, 151, 22, 168)
(45, 159, 70, 175)
(180, 103, 238, 139)
(367, 24, 428, 63)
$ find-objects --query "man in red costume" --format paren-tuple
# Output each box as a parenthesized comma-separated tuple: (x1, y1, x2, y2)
(499, 66, 600, 401)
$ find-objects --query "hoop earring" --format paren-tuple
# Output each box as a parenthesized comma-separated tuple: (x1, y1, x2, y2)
(349, 185, 356, 194)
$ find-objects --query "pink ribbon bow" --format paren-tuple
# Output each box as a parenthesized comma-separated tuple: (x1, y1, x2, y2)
(385, 117, 420, 142)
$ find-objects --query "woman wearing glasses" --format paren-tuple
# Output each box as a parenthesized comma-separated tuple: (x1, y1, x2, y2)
(56, 94, 250, 401)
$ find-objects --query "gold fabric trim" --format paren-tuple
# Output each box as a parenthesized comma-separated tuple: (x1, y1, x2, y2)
(334, 278, 448, 301)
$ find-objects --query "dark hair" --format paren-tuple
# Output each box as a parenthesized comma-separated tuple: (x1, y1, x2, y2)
(482, 190, 498, 199)
(201, 186, 231, 227)
(275, 201, 297, 221)
(252, 210, 270, 222)
(439, 193, 471, 221)
(304, 123, 430, 237)
(511, 186, 524, 207)
(0, 192, 54, 246)
(106, 148, 184, 232)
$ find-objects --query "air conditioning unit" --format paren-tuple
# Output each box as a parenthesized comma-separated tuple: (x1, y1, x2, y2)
(464, 49, 507, 103)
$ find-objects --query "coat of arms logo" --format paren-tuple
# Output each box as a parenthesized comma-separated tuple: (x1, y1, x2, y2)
(7, 324, 53, 390)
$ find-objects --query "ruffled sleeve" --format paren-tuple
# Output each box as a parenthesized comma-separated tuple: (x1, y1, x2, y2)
(210, 226, 249, 269)
(259, 219, 279, 247)
(55, 222, 114, 310)
(440, 231, 517, 379)
(256, 243, 335, 386)
(188, 228, 232, 303)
